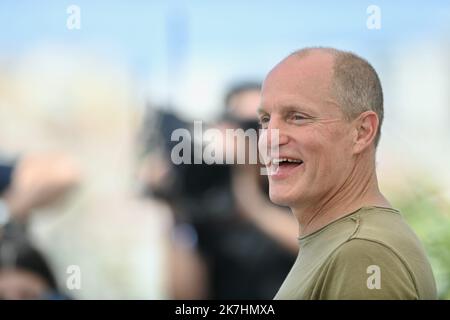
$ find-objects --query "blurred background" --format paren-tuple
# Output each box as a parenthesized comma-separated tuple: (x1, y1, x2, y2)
(0, 0, 449, 299)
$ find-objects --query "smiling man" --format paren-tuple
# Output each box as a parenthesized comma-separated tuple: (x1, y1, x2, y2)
(258, 47, 437, 300)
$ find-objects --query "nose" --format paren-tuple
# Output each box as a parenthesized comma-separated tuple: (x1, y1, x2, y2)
(266, 116, 289, 149)
(258, 116, 288, 162)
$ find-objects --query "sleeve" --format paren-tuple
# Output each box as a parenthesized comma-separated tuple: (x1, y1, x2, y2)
(313, 239, 419, 300)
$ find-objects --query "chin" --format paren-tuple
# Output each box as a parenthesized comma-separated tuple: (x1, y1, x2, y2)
(269, 190, 294, 207)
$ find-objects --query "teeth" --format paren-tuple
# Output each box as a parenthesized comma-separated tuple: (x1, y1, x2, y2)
(272, 158, 303, 164)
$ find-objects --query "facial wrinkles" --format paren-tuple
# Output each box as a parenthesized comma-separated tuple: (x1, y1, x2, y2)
(299, 145, 375, 232)
(259, 106, 344, 131)
(261, 91, 343, 127)
(296, 159, 350, 229)
(291, 123, 352, 220)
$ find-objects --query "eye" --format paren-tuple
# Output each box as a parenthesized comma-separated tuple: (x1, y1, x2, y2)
(289, 112, 309, 124)
(258, 115, 270, 128)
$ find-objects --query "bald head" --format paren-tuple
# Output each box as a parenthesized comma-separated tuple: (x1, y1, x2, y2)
(277, 47, 384, 147)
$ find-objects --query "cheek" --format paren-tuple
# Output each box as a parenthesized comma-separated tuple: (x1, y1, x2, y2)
(300, 125, 352, 171)
(312, 122, 351, 149)
(295, 127, 329, 158)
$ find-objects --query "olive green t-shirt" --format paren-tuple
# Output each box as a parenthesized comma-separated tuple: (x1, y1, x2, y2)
(274, 206, 437, 300)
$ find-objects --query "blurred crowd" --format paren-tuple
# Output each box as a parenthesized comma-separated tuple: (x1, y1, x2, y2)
(0, 153, 79, 298)
(0, 79, 298, 299)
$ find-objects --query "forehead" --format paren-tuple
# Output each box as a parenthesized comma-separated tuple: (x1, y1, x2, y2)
(261, 51, 336, 113)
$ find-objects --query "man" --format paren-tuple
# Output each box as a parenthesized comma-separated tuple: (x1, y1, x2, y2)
(258, 47, 437, 299)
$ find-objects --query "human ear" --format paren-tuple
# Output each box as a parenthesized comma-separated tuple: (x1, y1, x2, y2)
(352, 111, 379, 154)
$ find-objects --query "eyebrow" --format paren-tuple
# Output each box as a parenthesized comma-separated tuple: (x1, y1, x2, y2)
(257, 107, 267, 115)
(258, 104, 314, 115)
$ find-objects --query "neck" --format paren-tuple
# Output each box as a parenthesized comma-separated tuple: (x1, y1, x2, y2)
(292, 154, 391, 237)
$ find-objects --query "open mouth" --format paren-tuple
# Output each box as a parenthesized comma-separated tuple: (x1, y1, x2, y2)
(272, 158, 303, 165)
(270, 158, 304, 178)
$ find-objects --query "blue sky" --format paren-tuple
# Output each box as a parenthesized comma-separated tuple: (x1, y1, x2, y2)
(1, 0, 449, 69)
(1, 0, 450, 117)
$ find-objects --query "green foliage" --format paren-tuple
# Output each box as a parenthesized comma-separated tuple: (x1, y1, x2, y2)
(390, 178, 450, 299)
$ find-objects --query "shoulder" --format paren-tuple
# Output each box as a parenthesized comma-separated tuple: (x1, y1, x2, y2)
(353, 207, 420, 248)
(331, 238, 404, 262)
(314, 239, 419, 299)
(327, 238, 415, 279)
(351, 207, 433, 272)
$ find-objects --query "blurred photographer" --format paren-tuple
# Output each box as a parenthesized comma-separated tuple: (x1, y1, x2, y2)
(139, 82, 298, 299)
(222, 82, 299, 254)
